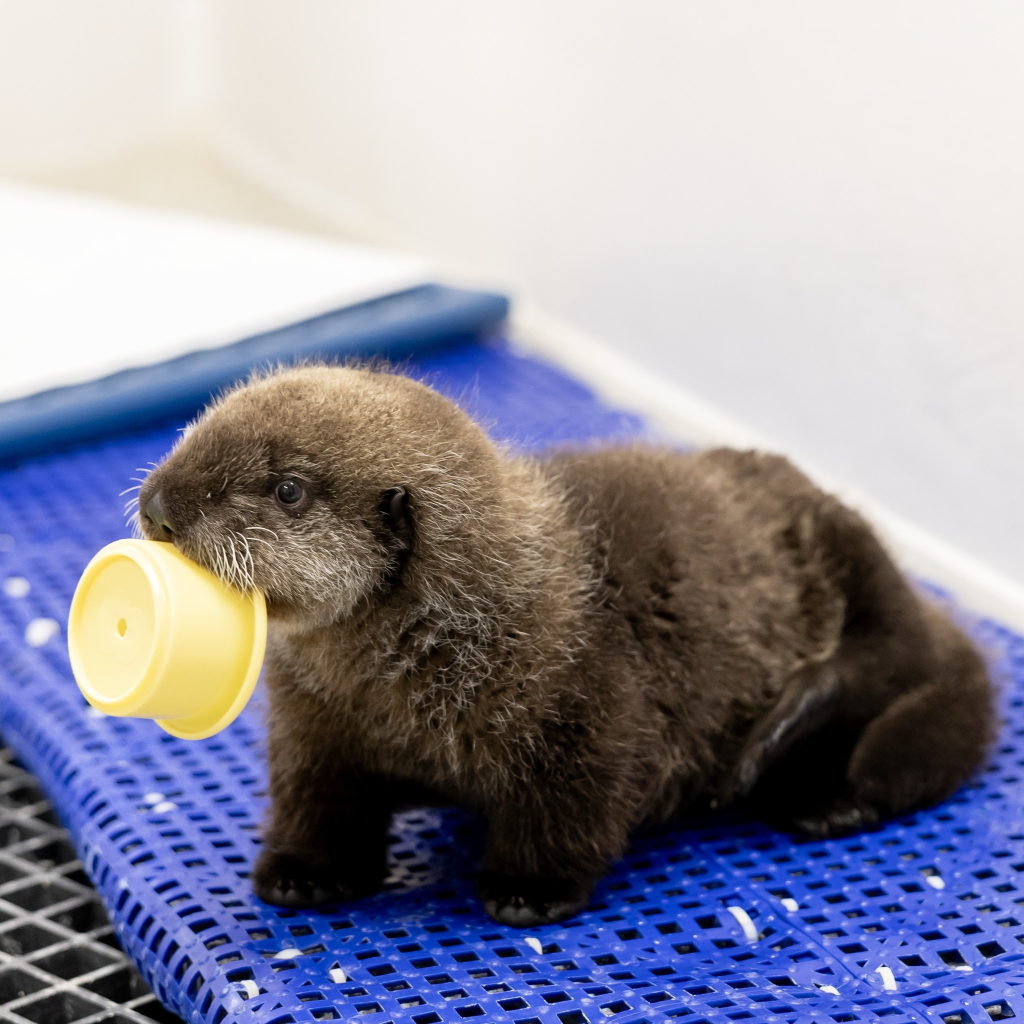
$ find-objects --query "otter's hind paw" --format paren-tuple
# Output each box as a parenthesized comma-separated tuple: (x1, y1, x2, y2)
(478, 871, 590, 928)
(792, 800, 880, 839)
(253, 851, 374, 908)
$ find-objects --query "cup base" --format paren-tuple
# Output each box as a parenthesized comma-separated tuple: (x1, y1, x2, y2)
(155, 589, 266, 740)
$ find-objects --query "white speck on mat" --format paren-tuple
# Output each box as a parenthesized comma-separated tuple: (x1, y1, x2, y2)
(926, 874, 945, 889)
(818, 984, 840, 995)
(524, 937, 543, 954)
(275, 948, 302, 959)
(143, 793, 165, 804)
(152, 801, 177, 813)
(780, 897, 799, 912)
(238, 980, 259, 999)
(3, 576, 29, 598)
(726, 905, 758, 942)
(25, 617, 59, 646)
(329, 967, 347, 984)
(876, 965, 897, 991)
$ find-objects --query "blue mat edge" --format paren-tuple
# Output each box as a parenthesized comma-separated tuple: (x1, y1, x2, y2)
(0, 283, 509, 465)
(0, 687, 223, 1020)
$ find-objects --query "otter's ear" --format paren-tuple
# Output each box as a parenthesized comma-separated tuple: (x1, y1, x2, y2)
(379, 486, 413, 556)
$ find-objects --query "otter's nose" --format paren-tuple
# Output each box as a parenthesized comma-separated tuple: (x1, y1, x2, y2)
(142, 490, 175, 541)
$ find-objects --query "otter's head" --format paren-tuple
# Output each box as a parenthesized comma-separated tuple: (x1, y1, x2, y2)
(136, 365, 499, 629)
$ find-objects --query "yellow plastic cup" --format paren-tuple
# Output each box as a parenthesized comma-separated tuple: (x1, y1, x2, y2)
(68, 539, 266, 741)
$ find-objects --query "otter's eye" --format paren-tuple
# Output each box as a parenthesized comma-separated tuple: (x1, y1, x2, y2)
(274, 479, 304, 508)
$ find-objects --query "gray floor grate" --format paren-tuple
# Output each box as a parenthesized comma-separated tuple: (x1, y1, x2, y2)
(0, 745, 182, 1024)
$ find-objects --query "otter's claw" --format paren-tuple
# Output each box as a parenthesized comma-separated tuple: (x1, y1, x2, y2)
(253, 851, 369, 908)
(792, 799, 879, 839)
(478, 871, 590, 928)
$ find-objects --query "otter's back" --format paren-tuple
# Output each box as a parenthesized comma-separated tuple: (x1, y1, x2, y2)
(542, 446, 848, 740)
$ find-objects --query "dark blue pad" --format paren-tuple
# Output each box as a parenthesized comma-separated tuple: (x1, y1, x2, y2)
(0, 284, 509, 465)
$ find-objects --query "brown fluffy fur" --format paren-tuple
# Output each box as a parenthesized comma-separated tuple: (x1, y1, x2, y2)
(137, 365, 994, 927)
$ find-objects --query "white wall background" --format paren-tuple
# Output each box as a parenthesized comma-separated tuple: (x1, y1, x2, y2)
(0, 0, 210, 174)
(1, 1, 1022, 584)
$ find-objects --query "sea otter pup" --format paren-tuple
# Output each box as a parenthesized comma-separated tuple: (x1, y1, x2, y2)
(137, 365, 993, 927)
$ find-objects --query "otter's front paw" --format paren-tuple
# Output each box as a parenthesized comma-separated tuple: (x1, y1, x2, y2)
(478, 871, 590, 927)
(253, 851, 374, 908)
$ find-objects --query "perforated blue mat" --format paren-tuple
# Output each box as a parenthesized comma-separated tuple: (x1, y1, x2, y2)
(1, 337, 1022, 1024)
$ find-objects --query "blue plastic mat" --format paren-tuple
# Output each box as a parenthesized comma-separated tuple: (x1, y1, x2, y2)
(1, 337, 1023, 1024)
